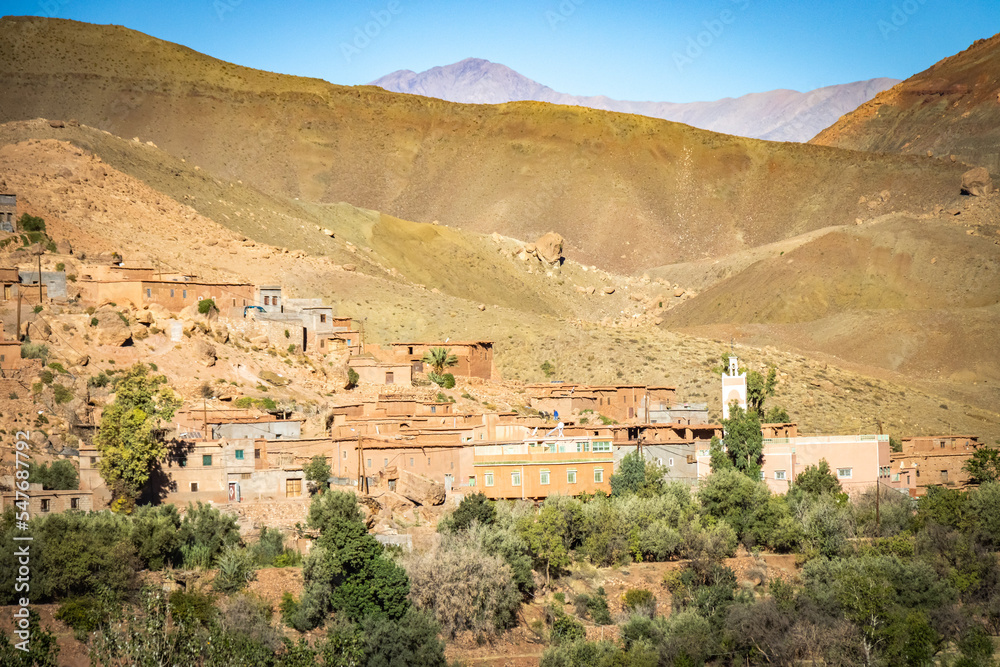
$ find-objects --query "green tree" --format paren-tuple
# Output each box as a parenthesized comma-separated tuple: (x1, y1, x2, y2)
(28, 459, 79, 490)
(746, 367, 777, 416)
(520, 504, 571, 587)
(708, 435, 732, 473)
(197, 298, 218, 316)
(443, 492, 496, 532)
(304, 455, 332, 493)
(963, 445, 1000, 484)
(722, 403, 763, 478)
(790, 459, 842, 497)
(763, 405, 790, 423)
(0, 608, 60, 667)
(610, 451, 668, 498)
(422, 347, 457, 375)
(94, 364, 180, 512)
(18, 213, 46, 232)
(346, 367, 360, 389)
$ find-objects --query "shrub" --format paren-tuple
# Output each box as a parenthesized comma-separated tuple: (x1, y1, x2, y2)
(402, 535, 522, 639)
(214, 545, 257, 594)
(169, 589, 216, 627)
(19, 213, 45, 232)
(548, 606, 585, 644)
(347, 367, 360, 389)
(443, 492, 496, 532)
(21, 341, 49, 362)
(197, 298, 217, 315)
(623, 588, 656, 616)
(88, 372, 111, 388)
(55, 597, 107, 640)
(574, 588, 613, 625)
(53, 384, 74, 404)
(39, 369, 54, 384)
(48, 362, 67, 374)
(90, 317, 99, 327)
(33, 305, 43, 314)
(55, 262, 65, 272)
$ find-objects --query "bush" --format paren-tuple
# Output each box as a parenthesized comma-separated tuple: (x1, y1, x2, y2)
(347, 367, 359, 389)
(55, 262, 65, 272)
(213, 545, 257, 594)
(443, 492, 496, 532)
(169, 589, 216, 627)
(623, 588, 656, 615)
(574, 587, 613, 625)
(197, 298, 217, 315)
(55, 597, 107, 640)
(548, 606, 585, 644)
(28, 460, 79, 490)
(53, 384, 74, 404)
(88, 372, 111, 388)
(402, 534, 522, 639)
(20, 341, 49, 362)
(19, 213, 46, 232)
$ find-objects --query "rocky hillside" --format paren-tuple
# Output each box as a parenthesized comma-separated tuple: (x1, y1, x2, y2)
(0, 17, 966, 273)
(811, 33, 1000, 173)
(371, 58, 899, 142)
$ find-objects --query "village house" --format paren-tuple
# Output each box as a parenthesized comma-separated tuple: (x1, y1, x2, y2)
(0, 267, 20, 302)
(472, 430, 614, 499)
(76, 265, 255, 314)
(172, 407, 302, 441)
(348, 356, 413, 386)
(526, 383, 677, 423)
(743, 434, 891, 496)
(890, 435, 980, 497)
(0, 484, 93, 514)
(386, 341, 495, 380)
(0, 321, 23, 374)
(0, 194, 16, 232)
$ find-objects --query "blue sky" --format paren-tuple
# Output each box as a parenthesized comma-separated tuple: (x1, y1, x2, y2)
(6, 0, 998, 102)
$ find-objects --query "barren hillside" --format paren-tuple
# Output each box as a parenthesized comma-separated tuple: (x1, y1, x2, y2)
(0, 16, 969, 273)
(811, 32, 1000, 173)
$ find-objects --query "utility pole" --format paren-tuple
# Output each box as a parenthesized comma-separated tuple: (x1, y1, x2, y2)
(36, 249, 43, 304)
(358, 434, 368, 494)
(15, 291, 23, 342)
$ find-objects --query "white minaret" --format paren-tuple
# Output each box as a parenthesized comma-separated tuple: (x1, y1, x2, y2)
(721, 355, 747, 419)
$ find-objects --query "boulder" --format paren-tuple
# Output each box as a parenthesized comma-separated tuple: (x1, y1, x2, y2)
(397, 469, 446, 506)
(602, 286, 615, 295)
(535, 232, 564, 264)
(961, 167, 993, 196)
(260, 370, 290, 386)
(26, 318, 52, 341)
(673, 287, 685, 298)
(134, 309, 155, 325)
(92, 306, 132, 346)
(376, 491, 416, 514)
(193, 340, 217, 367)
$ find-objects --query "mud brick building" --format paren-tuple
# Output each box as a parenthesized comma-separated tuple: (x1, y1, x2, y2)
(0, 194, 15, 232)
(890, 435, 981, 497)
(387, 341, 495, 380)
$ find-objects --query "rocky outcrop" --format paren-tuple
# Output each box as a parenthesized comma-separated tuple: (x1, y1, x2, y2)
(92, 306, 132, 346)
(193, 340, 217, 367)
(961, 167, 993, 196)
(535, 232, 564, 264)
(397, 469, 446, 506)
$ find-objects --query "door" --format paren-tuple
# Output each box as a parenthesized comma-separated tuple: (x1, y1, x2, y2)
(228, 482, 237, 502)
(444, 474, 453, 492)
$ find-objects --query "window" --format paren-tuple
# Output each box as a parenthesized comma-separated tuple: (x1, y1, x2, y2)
(592, 441, 611, 452)
(202, 455, 212, 466)
(320, 339, 325, 348)
(879, 466, 890, 476)
(594, 468, 604, 483)
(70, 497, 79, 510)
(427, 457, 431, 465)
(430, 406, 436, 414)
(383, 458, 389, 467)
(273, 297, 279, 307)
(255, 448, 261, 459)
(191, 482, 199, 492)
(576, 442, 590, 452)
(410, 457, 414, 466)
(485, 472, 494, 487)
(146, 288, 151, 298)
(178, 456, 187, 467)
(837, 468, 853, 479)
(775, 470, 786, 480)
(0, 354, 4, 363)
(367, 458, 372, 468)
(197, 296, 203, 301)
(264, 296, 270, 305)
(668, 457, 674, 467)
(182, 290, 187, 299)
(232, 299, 236, 306)
(235, 449, 244, 460)
(511, 471, 521, 487)
(170, 289, 175, 297)
(451, 461, 455, 469)
(286, 479, 302, 497)
(567, 469, 577, 484)
(320, 314, 326, 323)
(540, 469, 550, 485)
(40, 499, 50, 513)
(469, 476, 476, 487)
(759, 470, 765, 480)
(941, 470, 949, 482)
(386, 372, 394, 384)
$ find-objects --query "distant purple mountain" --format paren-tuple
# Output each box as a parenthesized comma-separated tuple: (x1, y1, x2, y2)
(370, 58, 900, 143)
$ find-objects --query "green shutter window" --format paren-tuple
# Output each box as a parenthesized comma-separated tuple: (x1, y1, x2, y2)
(203, 454, 212, 466)
(235, 449, 244, 460)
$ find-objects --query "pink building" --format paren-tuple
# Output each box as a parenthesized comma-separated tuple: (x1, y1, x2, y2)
(758, 434, 890, 495)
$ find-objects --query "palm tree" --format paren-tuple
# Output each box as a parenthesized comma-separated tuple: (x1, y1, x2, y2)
(422, 347, 458, 375)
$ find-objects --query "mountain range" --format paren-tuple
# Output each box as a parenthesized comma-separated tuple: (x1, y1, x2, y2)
(370, 58, 900, 142)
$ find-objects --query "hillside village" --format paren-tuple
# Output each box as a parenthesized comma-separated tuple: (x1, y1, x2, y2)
(2, 201, 989, 523)
(1, 16, 999, 667)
